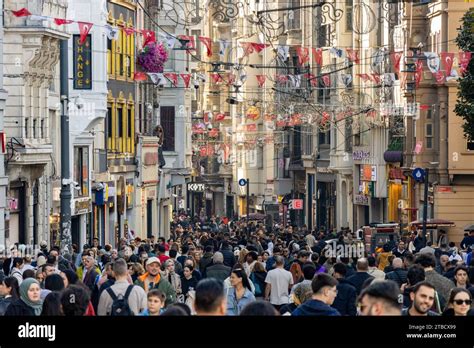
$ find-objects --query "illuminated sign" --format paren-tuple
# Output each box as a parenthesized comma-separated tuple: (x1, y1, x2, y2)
(73, 34, 92, 90)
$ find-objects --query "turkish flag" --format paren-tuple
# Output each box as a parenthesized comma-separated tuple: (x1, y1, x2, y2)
(133, 72, 147, 81)
(251, 43, 268, 53)
(198, 36, 213, 57)
(440, 52, 454, 75)
(123, 27, 135, 36)
(141, 30, 156, 47)
(241, 42, 254, 57)
(322, 75, 330, 87)
(210, 73, 223, 84)
(357, 73, 371, 82)
(433, 71, 446, 84)
(459, 52, 472, 75)
(346, 49, 360, 64)
(320, 112, 330, 126)
(78, 22, 93, 45)
(415, 60, 423, 87)
(305, 73, 318, 87)
(226, 73, 236, 86)
(54, 18, 73, 25)
(12, 8, 31, 17)
(312, 48, 323, 66)
(256, 75, 266, 87)
(180, 74, 191, 88)
(164, 73, 178, 86)
(276, 74, 288, 83)
(296, 47, 310, 66)
(215, 113, 226, 122)
(419, 104, 430, 111)
(370, 74, 381, 84)
(391, 51, 403, 74)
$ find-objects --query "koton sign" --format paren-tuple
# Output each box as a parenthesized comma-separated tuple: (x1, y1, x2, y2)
(289, 199, 304, 210)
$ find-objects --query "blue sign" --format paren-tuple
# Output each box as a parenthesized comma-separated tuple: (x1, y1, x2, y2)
(239, 179, 248, 187)
(412, 168, 425, 182)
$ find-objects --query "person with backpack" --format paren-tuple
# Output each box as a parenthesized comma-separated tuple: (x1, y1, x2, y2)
(249, 262, 267, 299)
(97, 259, 147, 316)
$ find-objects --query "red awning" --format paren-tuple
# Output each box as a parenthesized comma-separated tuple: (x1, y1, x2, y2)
(409, 218, 455, 227)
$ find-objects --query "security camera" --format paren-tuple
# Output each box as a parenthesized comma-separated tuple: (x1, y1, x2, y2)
(75, 96, 85, 110)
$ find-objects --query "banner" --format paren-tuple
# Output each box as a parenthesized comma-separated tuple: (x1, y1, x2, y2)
(164, 73, 178, 86)
(252, 43, 268, 53)
(133, 72, 147, 81)
(346, 48, 360, 64)
(141, 30, 156, 47)
(433, 71, 446, 84)
(78, 22, 93, 45)
(148, 73, 165, 85)
(210, 73, 223, 84)
(54, 18, 73, 25)
(424, 52, 440, 73)
(312, 48, 323, 66)
(105, 24, 119, 40)
(256, 75, 266, 87)
(340, 74, 352, 87)
(440, 52, 455, 75)
(277, 45, 289, 60)
(11, 8, 31, 17)
(459, 52, 472, 75)
(391, 51, 403, 74)
(180, 73, 191, 88)
(296, 47, 310, 65)
(198, 36, 213, 57)
(123, 27, 135, 36)
(179, 35, 196, 50)
(219, 40, 230, 57)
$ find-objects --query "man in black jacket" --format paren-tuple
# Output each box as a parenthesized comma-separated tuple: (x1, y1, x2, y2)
(205, 252, 231, 283)
(199, 245, 214, 277)
(347, 258, 374, 296)
(332, 263, 357, 316)
(385, 258, 408, 287)
(219, 241, 235, 268)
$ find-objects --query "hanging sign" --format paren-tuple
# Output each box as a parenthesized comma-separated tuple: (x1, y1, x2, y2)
(73, 34, 92, 89)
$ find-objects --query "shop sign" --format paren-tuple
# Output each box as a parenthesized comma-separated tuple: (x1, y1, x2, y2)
(354, 195, 369, 205)
(74, 197, 91, 215)
(352, 149, 371, 161)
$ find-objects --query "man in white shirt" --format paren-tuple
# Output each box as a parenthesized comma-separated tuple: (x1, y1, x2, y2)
(265, 255, 294, 311)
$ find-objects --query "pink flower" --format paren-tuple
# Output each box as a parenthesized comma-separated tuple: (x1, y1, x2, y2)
(137, 42, 169, 73)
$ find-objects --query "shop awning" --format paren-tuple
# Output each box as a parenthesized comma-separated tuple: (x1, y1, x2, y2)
(409, 219, 455, 227)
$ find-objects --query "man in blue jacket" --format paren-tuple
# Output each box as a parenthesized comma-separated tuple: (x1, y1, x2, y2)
(292, 273, 341, 316)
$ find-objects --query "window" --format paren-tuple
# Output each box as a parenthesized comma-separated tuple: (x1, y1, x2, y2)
(468, 141, 474, 151)
(345, 118, 353, 152)
(293, 126, 302, 159)
(191, 30, 201, 61)
(107, 106, 113, 149)
(127, 107, 132, 138)
(117, 106, 123, 152)
(40, 119, 45, 139)
(425, 123, 433, 149)
(33, 119, 37, 139)
(302, 125, 313, 156)
(160, 106, 175, 151)
(346, 0, 353, 32)
(74, 146, 89, 198)
(107, 38, 112, 75)
(288, 0, 301, 30)
(24, 118, 29, 138)
(319, 129, 330, 146)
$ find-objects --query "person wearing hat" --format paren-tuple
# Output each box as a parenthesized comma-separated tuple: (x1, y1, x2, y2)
(135, 257, 176, 307)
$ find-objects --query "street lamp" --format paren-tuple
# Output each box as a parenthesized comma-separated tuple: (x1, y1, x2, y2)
(422, 162, 439, 240)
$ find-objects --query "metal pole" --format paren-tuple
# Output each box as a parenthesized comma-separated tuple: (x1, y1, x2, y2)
(246, 178, 250, 232)
(59, 39, 72, 254)
(422, 168, 429, 240)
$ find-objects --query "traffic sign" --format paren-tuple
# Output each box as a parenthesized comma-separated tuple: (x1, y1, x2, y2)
(289, 199, 304, 210)
(412, 168, 425, 182)
(239, 178, 248, 187)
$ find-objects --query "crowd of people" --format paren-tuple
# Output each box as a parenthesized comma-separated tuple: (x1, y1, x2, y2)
(0, 212, 474, 316)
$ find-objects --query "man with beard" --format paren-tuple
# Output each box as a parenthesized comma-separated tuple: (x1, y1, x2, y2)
(402, 281, 439, 316)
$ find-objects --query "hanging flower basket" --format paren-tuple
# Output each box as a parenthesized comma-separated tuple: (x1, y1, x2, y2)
(137, 42, 169, 73)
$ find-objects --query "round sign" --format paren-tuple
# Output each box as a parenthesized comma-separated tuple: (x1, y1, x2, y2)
(238, 179, 247, 187)
(412, 168, 425, 182)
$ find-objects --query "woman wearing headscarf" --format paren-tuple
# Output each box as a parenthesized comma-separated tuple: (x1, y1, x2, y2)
(5, 278, 43, 316)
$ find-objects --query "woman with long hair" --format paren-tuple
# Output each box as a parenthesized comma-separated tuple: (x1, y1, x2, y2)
(226, 267, 256, 315)
(443, 288, 473, 316)
(180, 265, 198, 301)
(0, 276, 20, 315)
(5, 278, 43, 316)
(249, 261, 267, 299)
(163, 259, 182, 301)
(10, 257, 24, 285)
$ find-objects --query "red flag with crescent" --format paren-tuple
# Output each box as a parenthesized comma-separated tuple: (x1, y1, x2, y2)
(440, 52, 454, 75)
(78, 22, 93, 45)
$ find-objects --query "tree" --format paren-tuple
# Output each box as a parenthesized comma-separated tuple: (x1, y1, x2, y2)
(455, 8, 474, 141)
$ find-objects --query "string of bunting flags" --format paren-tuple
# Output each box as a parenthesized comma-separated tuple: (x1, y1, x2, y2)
(8, 7, 473, 88)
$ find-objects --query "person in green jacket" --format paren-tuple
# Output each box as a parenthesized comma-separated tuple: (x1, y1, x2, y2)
(135, 257, 176, 307)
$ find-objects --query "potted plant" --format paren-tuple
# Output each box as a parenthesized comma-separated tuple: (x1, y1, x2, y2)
(137, 42, 169, 73)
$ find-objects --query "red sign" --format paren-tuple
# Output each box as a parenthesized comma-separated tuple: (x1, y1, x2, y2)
(436, 186, 453, 193)
(290, 199, 303, 210)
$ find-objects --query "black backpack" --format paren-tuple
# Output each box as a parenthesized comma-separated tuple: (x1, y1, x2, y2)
(106, 285, 135, 316)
